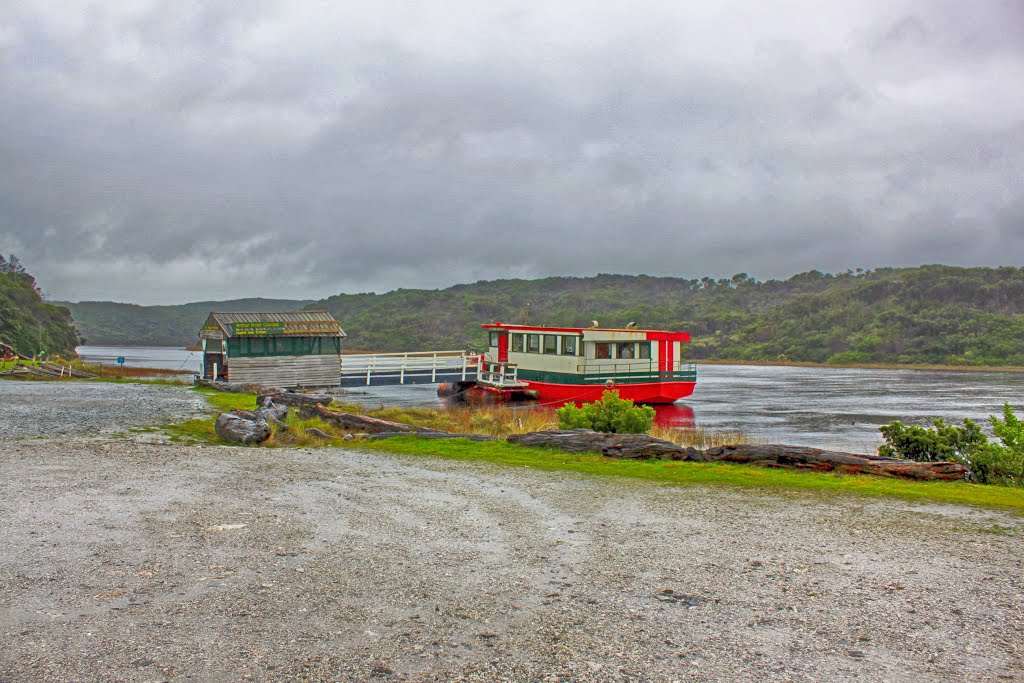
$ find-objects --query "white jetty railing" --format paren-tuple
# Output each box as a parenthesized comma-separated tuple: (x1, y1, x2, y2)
(340, 351, 478, 386)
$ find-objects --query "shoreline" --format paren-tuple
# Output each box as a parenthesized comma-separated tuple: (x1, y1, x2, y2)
(694, 358, 1024, 373)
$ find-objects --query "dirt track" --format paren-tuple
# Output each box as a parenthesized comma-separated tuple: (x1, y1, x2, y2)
(2, 437, 1022, 682)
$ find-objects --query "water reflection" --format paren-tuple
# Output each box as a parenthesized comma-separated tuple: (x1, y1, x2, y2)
(78, 345, 1024, 454)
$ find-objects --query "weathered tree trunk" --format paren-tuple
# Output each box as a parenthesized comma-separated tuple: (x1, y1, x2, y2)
(507, 429, 693, 457)
(697, 444, 968, 480)
(505, 430, 968, 481)
(257, 392, 333, 409)
(299, 404, 440, 434)
(197, 379, 275, 394)
(363, 431, 498, 442)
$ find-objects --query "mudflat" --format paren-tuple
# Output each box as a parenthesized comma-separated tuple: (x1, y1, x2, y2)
(1, 439, 1022, 682)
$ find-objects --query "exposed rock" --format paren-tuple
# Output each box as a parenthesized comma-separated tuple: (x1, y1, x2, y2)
(215, 412, 271, 444)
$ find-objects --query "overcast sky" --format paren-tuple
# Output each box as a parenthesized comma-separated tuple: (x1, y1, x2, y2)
(2, 1, 1022, 304)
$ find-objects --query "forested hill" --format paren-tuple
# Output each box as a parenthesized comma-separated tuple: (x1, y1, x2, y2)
(0, 260, 80, 357)
(315, 266, 1024, 366)
(60, 265, 1024, 366)
(59, 298, 313, 346)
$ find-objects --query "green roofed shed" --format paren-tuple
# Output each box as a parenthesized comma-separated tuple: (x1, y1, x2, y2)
(198, 311, 345, 388)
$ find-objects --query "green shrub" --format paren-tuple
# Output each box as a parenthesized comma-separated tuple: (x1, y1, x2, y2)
(878, 403, 1024, 486)
(878, 418, 987, 463)
(973, 403, 1024, 487)
(556, 390, 655, 434)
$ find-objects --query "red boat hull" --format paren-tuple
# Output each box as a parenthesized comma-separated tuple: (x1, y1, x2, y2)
(509, 379, 695, 405)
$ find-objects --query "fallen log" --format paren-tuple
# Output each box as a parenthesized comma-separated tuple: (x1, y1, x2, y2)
(505, 430, 968, 481)
(363, 431, 499, 442)
(698, 444, 968, 481)
(299, 404, 440, 434)
(197, 379, 279, 394)
(508, 429, 697, 457)
(257, 392, 333, 409)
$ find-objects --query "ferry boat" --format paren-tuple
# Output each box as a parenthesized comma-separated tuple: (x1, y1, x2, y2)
(473, 322, 697, 404)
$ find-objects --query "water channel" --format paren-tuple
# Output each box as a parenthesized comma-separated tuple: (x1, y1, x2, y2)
(77, 345, 1024, 453)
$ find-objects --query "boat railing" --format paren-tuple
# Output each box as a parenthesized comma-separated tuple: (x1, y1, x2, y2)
(576, 360, 697, 383)
(477, 362, 521, 387)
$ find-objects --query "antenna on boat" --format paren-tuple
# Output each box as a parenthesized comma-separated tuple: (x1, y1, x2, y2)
(523, 303, 531, 324)
(590, 320, 599, 328)
(626, 321, 637, 329)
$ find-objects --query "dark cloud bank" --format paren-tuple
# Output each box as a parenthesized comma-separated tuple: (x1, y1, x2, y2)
(1, 0, 1022, 304)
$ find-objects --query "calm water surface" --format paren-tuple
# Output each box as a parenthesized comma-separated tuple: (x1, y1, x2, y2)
(78, 346, 1024, 453)
(77, 345, 201, 372)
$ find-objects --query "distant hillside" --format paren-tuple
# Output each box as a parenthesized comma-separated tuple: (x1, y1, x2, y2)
(0, 262, 80, 358)
(314, 266, 1024, 366)
(60, 266, 1024, 366)
(60, 298, 312, 346)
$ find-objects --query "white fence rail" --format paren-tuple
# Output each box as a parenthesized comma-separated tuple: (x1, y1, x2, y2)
(340, 351, 477, 386)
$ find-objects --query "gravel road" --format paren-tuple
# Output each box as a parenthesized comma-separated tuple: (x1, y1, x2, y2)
(0, 381, 206, 440)
(2, 437, 1022, 682)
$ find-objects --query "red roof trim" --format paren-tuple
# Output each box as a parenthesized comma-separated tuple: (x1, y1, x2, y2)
(482, 322, 690, 341)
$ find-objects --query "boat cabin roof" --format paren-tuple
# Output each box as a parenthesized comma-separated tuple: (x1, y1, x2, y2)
(482, 322, 689, 342)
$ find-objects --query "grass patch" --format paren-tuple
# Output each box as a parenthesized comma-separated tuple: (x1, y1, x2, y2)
(162, 387, 259, 443)
(162, 388, 1024, 513)
(360, 436, 1024, 513)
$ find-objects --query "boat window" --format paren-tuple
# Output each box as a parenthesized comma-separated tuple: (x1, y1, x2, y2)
(595, 342, 612, 359)
(617, 342, 635, 360)
(489, 331, 500, 347)
(275, 338, 290, 354)
(511, 334, 524, 352)
(527, 334, 540, 353)
(561, 335, 577, 356)
(543, 335, 558, 354)
(638, 341, 651, 359)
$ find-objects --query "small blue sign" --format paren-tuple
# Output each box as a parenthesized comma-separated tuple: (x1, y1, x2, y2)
(117, 356, 125, 365)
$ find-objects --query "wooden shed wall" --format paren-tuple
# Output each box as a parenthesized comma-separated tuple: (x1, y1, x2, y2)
(227, 355, 340, 388)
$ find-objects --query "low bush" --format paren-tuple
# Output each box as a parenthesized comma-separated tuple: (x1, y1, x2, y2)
(556, 390, 655, 434)
(879, 403, 1024, 486)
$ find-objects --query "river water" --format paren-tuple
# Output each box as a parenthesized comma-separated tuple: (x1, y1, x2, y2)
(76, 345, 1024, 453)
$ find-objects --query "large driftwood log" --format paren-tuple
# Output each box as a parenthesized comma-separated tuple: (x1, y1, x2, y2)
(505, 430, 968, 481)
(698, 444, 968, 480)
(507, 429, 696, 457)
(299, 404, 440, 434)
(363, 431, 498, 442)
(257, 392, 333, 409)
(197, 379, 278, 394)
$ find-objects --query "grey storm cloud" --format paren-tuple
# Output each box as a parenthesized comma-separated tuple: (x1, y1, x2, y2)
(1, 0, 1022, 304)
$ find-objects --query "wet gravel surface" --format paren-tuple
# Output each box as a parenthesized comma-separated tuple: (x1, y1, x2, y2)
(2, 439, 1023, 682)
(0, 381, 206, 440)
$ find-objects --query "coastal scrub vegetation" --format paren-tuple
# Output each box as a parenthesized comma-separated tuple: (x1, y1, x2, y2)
(879, 404, 1024, 487)
(0, 255, 79, 358)
(556, 390, 655, 433)
(64, 265, 1024, 368)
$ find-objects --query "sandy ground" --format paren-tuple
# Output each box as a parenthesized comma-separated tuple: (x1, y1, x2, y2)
(1, 436, 1022, 683)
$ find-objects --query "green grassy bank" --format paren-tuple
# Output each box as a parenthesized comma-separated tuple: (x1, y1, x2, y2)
(165, 387, 1024, 514)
